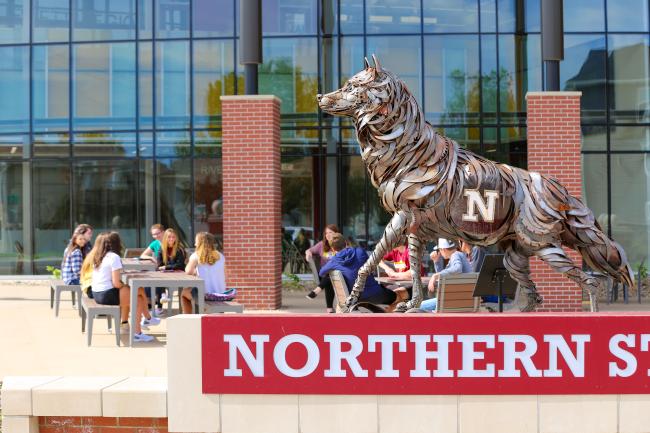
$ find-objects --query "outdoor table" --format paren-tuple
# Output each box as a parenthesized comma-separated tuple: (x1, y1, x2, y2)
(121, 271, 205, 346)
(122, 257, 157, 272)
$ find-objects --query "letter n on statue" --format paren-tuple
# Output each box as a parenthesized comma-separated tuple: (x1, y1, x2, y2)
(526, 91, 583, 312)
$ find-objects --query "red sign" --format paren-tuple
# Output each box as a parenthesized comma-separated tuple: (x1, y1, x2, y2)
(201, 314, 650, 395)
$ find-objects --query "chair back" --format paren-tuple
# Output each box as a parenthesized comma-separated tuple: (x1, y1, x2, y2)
(329, 270, 350, 312)
(123, 248, 146, 258)
(436, 272, 479, 313)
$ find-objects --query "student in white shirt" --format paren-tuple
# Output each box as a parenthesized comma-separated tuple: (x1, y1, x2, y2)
(182, 232, 226, 313)
(88, 232, 156, 342)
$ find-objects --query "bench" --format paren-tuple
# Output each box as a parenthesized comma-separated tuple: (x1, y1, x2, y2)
(81, 296, 121, 347)
(436, 273, 480, 313)
(123, 248, 146, 258)
(50, 279, 82, 318)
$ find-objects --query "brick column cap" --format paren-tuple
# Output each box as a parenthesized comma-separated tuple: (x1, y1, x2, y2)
(221, 94, 282, 103)
(526, 91, 582, 99)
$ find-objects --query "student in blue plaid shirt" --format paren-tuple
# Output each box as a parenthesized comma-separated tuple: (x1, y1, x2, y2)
(62, 233, 88, 285)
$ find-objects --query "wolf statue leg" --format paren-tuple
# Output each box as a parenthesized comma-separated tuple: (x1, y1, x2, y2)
(503, 243, 542, 312)
(344, 211, 407, 312)
(534, 246, 602, 312)
(393, 233, 424, 313)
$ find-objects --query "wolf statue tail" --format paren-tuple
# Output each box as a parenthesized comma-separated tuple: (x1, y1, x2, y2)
(563, 198, 635, 288)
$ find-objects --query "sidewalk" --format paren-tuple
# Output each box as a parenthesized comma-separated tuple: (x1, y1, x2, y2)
(1, 280, 648, 379)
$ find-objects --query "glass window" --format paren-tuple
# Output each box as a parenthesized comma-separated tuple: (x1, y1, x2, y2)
(321, 0, 337, 35)
(260, 37, 318, 128)
(608, 34, 650, 124)
(436, 126, 481, 154)
(73, 160, 138, 243)
(340, 0, 363, 34)
(423, 0, 478, 33)
(193, 0, 234, 37)
(564, 0, 604, 32)
(0, 162, 28, 274)
(281, 129, 319, 155)
(33, 0, 69, 42)
(607, 0, 648, 32)
(157, 158, 192, 246)
(0, 0, 29, 43)
(0, 46, 28, 133)
(321, 36, 338, 95)
(73, 0, 136, 41)
(73, 131, 137, 157)
(561, 35, 606, 124)
(366, 36, 422, 106)
(155, 130, 190, 157)
(33, 161, 70, 274)
(194, 129, 221, 157)
(497, 0, 524, 33)
(33, 45, 69, 132)
(366, 0, 420, 34)
(341, 127, 360, 154)
(139, 42, 152, 129)
(138, 159, 154, 245)
(193, 40, 235, 129)
(340, 36, 364, 84)
(138, 131, 153, 156)
(0, 134, 28, 158)
(339, 155, 367, 246)
(263, 0, 316, 35)
(524, 0, 540, 32)
(282, 156, 315, 248)
(193, 158, 223, 245)
(498, 34, 542, 124)
(480, 0, 496, 32)
(482, 126, 498, 156)
(73, 42, 136, 130)
(424, 35, 480, 125)
(156, 40, 190, 129)
(582, 154, 608, 236)
(500, 125, 526, 168)
(33, 133, 70, 157)
(611, 154, 650, 266)
(582, 125, 606, 151)
(481, 35, 497, 122)
(156, 0, 189, 38)
(610, 126, 650, 151)
(138, 0, 152, 38)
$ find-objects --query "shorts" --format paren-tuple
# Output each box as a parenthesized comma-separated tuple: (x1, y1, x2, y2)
(93, 288, 120, 305)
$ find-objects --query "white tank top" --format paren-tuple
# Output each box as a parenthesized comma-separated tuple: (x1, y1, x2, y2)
(190, 252, 227, 294)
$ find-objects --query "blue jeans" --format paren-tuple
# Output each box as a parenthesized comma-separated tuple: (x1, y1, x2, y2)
(420, 297, 437, 312)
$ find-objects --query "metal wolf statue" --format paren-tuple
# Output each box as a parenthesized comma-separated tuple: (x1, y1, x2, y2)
(317, 55, 633, 313)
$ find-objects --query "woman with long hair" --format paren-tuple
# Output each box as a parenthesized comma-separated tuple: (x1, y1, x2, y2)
(89, 231, 156, 342)
(182, 232, 226, 314)
(61, 233, 88, 285)
(304, 224, 345, 312)
(72, 223, 93, 256)
(156, 228, 186, 271)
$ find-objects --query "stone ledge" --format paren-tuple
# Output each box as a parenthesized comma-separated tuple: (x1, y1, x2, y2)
(526, 91, 582, 98)
(103, 376, 167, 418)
(221, 94, 282, 103)
(1, 376, 61, 415)
(32, 376, 127, 416)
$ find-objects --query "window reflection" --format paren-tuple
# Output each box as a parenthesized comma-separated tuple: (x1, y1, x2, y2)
(33, 161, 70, 274)
(155, 130, 190, 158)
(610, 126, 650, 151)
(0, 134, 28, 158)
(193, 0, 234, 37)
(281, 156, 315, 237)
(582, 154, 608, 235)
(0, 0, 29, 43)
(608, 35, 650, 124)
(193, 40, 235, 129)
(340, 156, 368, 247)
(563, 0, 604, 32)
(263, 0, 316, 35)
(193, 158, 223, 246)
(33, 45, 69, 132)
(156, 41, 190, 129)
(424, 35, 479, 124)
(156, 0, 189, 38)
(74, 43, 136, 130)
(33, 133, 70, 157)
(73, 132, 137, 157)
(139, 42, 153, 129)
(561, 35, 606, 124)
(340, 0, 363, 34)
(0, 46, 28, 133)
(367, 36, 422, 105)
(366, 0, 420, 34)
(0, 162, 28, 274)
(423, 0, 478, 33)
(33, 0, 69, 42)
(607, 0, 648, 32)
(73, 0, 136, 40)
(157, 158, 192, 246)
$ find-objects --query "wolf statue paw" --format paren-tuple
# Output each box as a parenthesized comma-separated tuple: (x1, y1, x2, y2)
(344, 294, 360, 313)
(521, 292, 543, 312)
(393, 301, 409, 313)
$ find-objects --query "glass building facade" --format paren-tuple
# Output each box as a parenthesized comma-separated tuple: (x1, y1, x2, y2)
(0, 0, 648, 274)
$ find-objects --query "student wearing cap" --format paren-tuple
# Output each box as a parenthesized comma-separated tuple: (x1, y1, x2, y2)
(421, 238, 472, 312)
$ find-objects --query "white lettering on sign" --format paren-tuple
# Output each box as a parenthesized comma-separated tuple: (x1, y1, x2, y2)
(223, 334, 269, 377)
(409, 335, 454, 378)
(458, 335, 496, 377)
(544, 335, 590, 378)
(609, 334, 637, 377)
(324, 335, 368, 378)
(498, 335, 542, 377)
(273, 334, 320, 378)
(462, 189, 499, 223)
(368, 335, 407, 378)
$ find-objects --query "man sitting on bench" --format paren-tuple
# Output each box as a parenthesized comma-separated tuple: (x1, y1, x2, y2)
(319, 233, 407, 308)
(421, 238, 473, 312)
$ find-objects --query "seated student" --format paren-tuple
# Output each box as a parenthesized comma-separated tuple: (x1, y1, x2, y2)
(89, 232, 157, 342)
(319, 233, 407, 308)
(72, 224, 93, 257)
(61, 233, 88, 285)
(378, 243, 426, 280)
(182, 232, 227, 314)
(421, 238, 472, 312)
(140, 223, 165, 313)
(459, 239, 486, 273)
(156, 228, 186, 271)
(305, 224, 342, 300)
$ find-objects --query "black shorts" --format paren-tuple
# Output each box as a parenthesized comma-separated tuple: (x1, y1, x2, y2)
(93, 288, 120, 305)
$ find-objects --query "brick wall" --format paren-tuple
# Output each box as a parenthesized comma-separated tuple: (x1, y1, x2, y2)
(221, 95, 282, 309)
(39, 416, 167, 432)
(526, 91, 583, 312)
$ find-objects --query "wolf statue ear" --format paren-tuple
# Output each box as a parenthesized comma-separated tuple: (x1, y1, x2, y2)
(372, 54, 383, 73)
(364, 57, 371, 69)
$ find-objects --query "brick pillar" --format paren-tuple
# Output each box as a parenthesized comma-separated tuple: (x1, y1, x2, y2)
(221, 95, 282, 309)
(526, 91, 583, 312)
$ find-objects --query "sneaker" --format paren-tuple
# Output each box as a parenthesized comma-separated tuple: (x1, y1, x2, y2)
(133, 333, 154, 343)
(141, 317, 161, 327)
(306, 290, 317, 300)
(154, 307, 165, 316)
